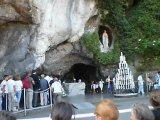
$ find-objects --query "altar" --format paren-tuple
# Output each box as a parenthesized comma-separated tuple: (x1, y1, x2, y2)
(63, 82, 86, 96)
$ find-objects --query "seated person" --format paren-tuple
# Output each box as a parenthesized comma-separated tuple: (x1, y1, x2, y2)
(131, 103, 154, 120)
(95, 99, 119, 120)
(149, 90, 160, 120)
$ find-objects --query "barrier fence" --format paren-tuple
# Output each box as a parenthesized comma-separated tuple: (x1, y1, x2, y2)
(0, 87, 53, 116)
(0, 81, 159, 116)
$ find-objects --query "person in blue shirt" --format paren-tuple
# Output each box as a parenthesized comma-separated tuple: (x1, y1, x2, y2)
(40, 74, 49, 106)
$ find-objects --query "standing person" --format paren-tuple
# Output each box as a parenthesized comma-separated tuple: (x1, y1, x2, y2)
(91, 81, 94, 93)
(44, 75, 53, 84)
(50, 102, 75, 120)
(105, 76, 109, 93)
(95, 81, 99, 93)
(99, 79, 104, 93)
(149, 90, 160, 120)
(39, 74, 49, 106)
(146, 73, 153, 92)
(15, 75, 23, 110)
(92, 81, 96, 94)
(95, 99, 119, 120)
(6, 75, 16, 112)
(106, 76, 113, 94)
(137, 74, 144, 95)
(1, 75, 9, 110)
(108, 77, 114, 94)
(154, 71, 160, 89)
(51, 78, 64, 104)
(31, 70, 40, 107)
(23, 72, 35, 109)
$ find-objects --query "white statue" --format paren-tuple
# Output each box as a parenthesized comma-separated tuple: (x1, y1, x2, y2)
(100, 30, 109, 52)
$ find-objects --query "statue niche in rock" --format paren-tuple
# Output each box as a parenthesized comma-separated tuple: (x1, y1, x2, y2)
(99, 30, 109, 53)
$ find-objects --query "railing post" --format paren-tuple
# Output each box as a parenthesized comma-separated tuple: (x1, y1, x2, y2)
(50, 87, 52, 109)
(24, 88, 26, 116)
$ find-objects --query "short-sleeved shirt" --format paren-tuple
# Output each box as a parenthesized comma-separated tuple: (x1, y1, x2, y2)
(6, 79, 15, 93)
(51, 81, 64, 93)
(138, 75, 143, 85)
(1, 80, 8, 93)
(15, 80, 23, 91)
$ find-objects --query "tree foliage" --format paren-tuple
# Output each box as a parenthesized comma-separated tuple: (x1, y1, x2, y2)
(97, 0, 160, 69)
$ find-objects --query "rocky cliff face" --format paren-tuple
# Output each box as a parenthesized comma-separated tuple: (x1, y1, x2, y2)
(0, 0, 98, 77)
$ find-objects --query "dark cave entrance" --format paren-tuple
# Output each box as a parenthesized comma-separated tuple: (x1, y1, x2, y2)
(63, 63, 99, 92)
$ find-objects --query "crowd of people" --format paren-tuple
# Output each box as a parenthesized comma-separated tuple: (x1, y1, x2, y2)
(91, 75, 113, 94)
(0, 90, 160, 120)
(137, 71, 160, 95)
(91, 71, 160, 95)
(0, 70, 65, 112)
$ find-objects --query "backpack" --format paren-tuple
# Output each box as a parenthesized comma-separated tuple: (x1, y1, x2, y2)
(23, 76, 30, 89)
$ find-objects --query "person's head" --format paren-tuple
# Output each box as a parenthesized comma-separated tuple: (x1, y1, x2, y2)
(3, 75, 9, 81)
(15, 75, 21, 81)
(95, 99, 119, 120)
(54, 77, 58, 81)
(41, 74, 45, 78)
(104, 30, 107, 33)
(50, 102, 74, 120)
(8, 75, 13, 80)
(158, 71, 160, 75)
(0, 111, 16, 120)
(26, 71, 32, 77)
(149, 90, 160, 108)
(131, 103, 154, 120)
(32, 70, 36, 74)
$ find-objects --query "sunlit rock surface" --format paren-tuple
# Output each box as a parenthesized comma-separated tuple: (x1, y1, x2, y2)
(0, 0, 97, 77)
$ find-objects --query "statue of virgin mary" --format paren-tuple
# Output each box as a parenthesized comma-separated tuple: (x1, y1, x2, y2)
(102, 30, 109, 52)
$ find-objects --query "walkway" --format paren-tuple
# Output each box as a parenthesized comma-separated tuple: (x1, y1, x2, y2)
(16, 94, 150, 120)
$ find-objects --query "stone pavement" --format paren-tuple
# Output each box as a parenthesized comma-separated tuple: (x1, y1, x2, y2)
(16, 93, 150, 120)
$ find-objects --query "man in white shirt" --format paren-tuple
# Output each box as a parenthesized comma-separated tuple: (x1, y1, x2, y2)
(138, 74, 144, 95)
(1, 75, 9, 110)
(6, 75, 16, 111)
(51, 77, 64, 104)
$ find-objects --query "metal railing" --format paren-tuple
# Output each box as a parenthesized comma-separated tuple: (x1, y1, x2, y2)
(0, 87, 53, 116)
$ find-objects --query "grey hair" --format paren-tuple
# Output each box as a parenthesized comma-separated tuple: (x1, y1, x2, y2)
(131, 103, 154, 120)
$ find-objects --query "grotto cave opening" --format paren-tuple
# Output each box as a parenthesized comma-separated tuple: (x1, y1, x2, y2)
(63, 63, 99, 92)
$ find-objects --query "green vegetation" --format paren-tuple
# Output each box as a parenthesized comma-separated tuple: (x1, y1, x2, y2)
(81, 32, 120, 65)
(82, 0, 160, 69)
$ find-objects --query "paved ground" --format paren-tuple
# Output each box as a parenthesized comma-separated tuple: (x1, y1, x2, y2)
(16, 93, 150, 120)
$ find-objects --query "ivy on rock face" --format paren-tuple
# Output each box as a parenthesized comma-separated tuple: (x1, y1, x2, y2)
(81, 32, 120, 65)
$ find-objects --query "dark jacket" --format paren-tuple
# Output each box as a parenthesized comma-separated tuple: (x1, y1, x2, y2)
(152, 108, 160, 120)
(31, 74, 40, 90)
